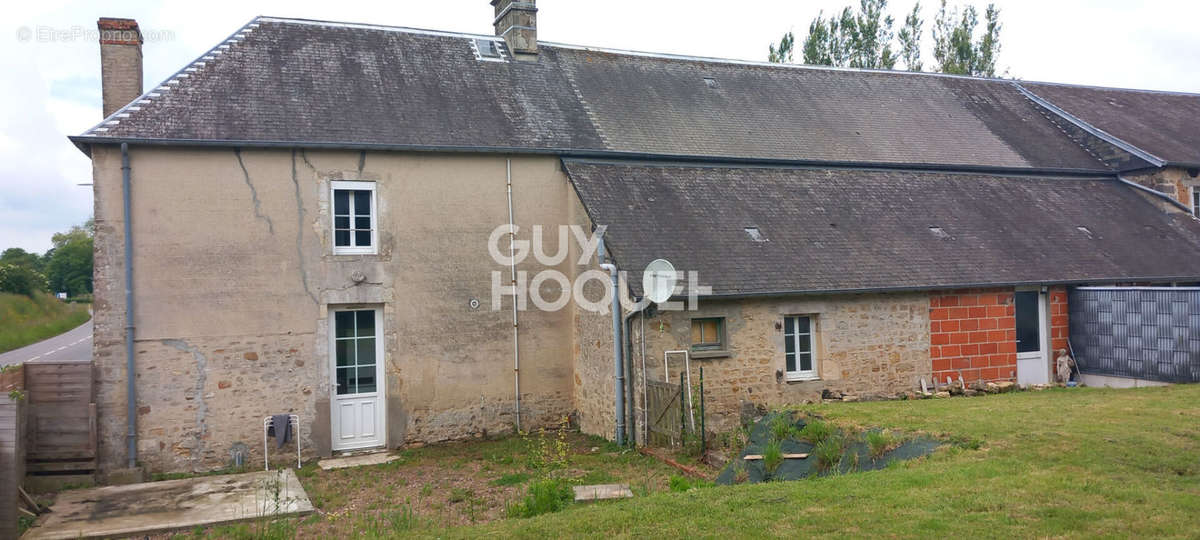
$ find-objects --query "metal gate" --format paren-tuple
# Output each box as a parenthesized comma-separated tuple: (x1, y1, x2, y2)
(1069, 287, 1200, 383)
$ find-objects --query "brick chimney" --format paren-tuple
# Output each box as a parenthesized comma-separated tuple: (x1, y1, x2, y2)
(491, 0, 537, 61)
(97, 18, 143, 118)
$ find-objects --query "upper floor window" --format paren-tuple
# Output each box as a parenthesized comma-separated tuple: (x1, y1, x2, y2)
(784, 315, 818, 381)
(331, 181, 377, 255)
(1192, 187, 1199, 217)
(691, 317, 725, 352)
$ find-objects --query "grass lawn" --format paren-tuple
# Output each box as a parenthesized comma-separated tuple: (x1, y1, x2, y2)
(0, 292, 90, 353)
(443, 385, 1200, 538)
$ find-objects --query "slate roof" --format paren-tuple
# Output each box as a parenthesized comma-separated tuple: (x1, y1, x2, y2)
(564, 160, 1200, 296)
(76, 16, 1118, 171)
(1023, 82, 1200, 167)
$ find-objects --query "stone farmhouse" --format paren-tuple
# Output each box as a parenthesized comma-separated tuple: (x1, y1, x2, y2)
(72, 4, 1200, 474)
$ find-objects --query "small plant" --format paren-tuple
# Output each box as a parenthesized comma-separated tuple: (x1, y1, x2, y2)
(866, 429, 898, 459)
(763, 439, 784, 479)
(525, 416, 571, 471)
(669, 474, 714, 492)
(490, 472, 530, 487)
(798, 419, 835, 444)
(506, 478, 573, 518)
(769, 413, 799, 442)
(419, 483, 433, 498)
(814, 435, 845, 471)
(448, 487, 473, 503)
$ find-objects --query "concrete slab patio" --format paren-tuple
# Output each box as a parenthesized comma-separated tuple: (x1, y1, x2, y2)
(22, 469, 312, 539)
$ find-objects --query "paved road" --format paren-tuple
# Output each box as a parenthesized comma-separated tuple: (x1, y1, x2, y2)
(0, 318, 92, 366)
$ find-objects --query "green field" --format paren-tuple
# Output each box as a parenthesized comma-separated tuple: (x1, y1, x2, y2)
(445, 386, 1200, 538)
(0, 292, 90, 353)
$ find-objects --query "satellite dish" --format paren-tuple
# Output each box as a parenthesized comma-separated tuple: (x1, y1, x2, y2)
(642, 259, 677, 304)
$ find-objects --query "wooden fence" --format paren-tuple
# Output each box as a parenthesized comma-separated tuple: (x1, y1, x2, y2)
(646, 380, 684, 447)
(0, 394, 25, 538)
(24, 362, 96, 472)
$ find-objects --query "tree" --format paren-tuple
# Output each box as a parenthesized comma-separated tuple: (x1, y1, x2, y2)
(768, 31, 795, 63)
(0, 248, 44, 273)
(775, 1, 1002, 76)
(932, 0, 1002, 76)
(799, 2, 895, 69)
(0, 264, 47, 296)
(897, 2, 924, 71)
(43, 222, 93, 297)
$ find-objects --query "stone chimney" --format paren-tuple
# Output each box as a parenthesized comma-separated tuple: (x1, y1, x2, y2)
(491, 0, 537, 61)
(97, 18, 143, 118)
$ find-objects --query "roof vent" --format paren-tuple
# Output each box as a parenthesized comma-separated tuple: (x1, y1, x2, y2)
(703, 77, 719, 88)
(472, 38, 507, 62)
(928, 226, 950, 239)
(744, 227, 767, 242)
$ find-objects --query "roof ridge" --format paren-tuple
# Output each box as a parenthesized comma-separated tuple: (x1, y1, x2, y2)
(258, 14, 1197, 96)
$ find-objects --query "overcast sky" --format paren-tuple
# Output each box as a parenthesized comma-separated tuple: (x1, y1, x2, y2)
(1, 0, 1198, 253)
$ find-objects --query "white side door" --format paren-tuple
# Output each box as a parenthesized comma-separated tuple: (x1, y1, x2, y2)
(330, 308, 386, 451)
(1014, 289, 1050, 385)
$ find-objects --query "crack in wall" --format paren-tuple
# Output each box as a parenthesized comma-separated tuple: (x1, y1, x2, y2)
(162, 338, 208, 470)
(233, 148, 274, 234)
(292, 149, 318, 305)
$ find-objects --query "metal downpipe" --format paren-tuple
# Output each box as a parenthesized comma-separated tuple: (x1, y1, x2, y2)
(598, 236, 624, 445)
(121, 143, 137, 469)
(506, 158, 521, 432)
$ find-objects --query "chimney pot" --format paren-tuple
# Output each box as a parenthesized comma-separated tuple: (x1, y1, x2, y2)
(490, 0, 537, 61)
(97, 18, 143, 118)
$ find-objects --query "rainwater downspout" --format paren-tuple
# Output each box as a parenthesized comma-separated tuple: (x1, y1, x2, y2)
(506, 159, 521, 432)
(597, 235, 624, 445)
(121, 143, 137, 469)
(622, 300, 647, 445)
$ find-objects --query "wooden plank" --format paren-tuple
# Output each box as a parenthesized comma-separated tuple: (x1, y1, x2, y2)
(744, 453, 809, 461)
(26, 459, 96, 473)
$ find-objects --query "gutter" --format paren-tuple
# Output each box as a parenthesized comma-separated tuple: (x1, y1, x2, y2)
(663, 275, 1200, 302)
(1117, 174, 1192, 212)
(67, 136, 1116, 178)
(121, 143, 138, 469)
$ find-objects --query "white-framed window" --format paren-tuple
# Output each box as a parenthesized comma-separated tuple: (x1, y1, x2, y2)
(331, 181, 377, 255)
(784, 315, 818, 381)
(1191, 186, 1199, 217)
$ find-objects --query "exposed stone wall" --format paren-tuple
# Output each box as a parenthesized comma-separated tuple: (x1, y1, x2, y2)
(91, 147, 579, 473)
(1125, 167, 1200, 210)
(623, 293, 931, 438)
(567, 188, 617, 439)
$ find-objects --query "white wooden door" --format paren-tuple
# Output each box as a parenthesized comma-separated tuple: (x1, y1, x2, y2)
(330, 308, 386, 451)
(1014, 289, 1050, 385)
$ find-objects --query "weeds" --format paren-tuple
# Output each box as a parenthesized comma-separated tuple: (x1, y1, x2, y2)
(669, 474, 715, 492)
(525, 416, 571, 471)
(763, 439, 784, 479)
(770, 413, 800, 442)
(506, 478, 573, 518)
(867, 429, 899, 459)
(448, 487, 473, 503)
(814, 435, 845, 471)
(490, 472, 530, 487)
(799, 419, 835, 444)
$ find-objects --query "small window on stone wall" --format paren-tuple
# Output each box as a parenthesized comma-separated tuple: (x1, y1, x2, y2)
(691, 318, 725, 353)
(1192, 187, 1199, 217)
(784, 315, 818, 381)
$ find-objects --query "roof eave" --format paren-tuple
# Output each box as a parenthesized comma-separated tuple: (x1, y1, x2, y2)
(680, 276, 1200, 301)
(67, 135, 1116, 177)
